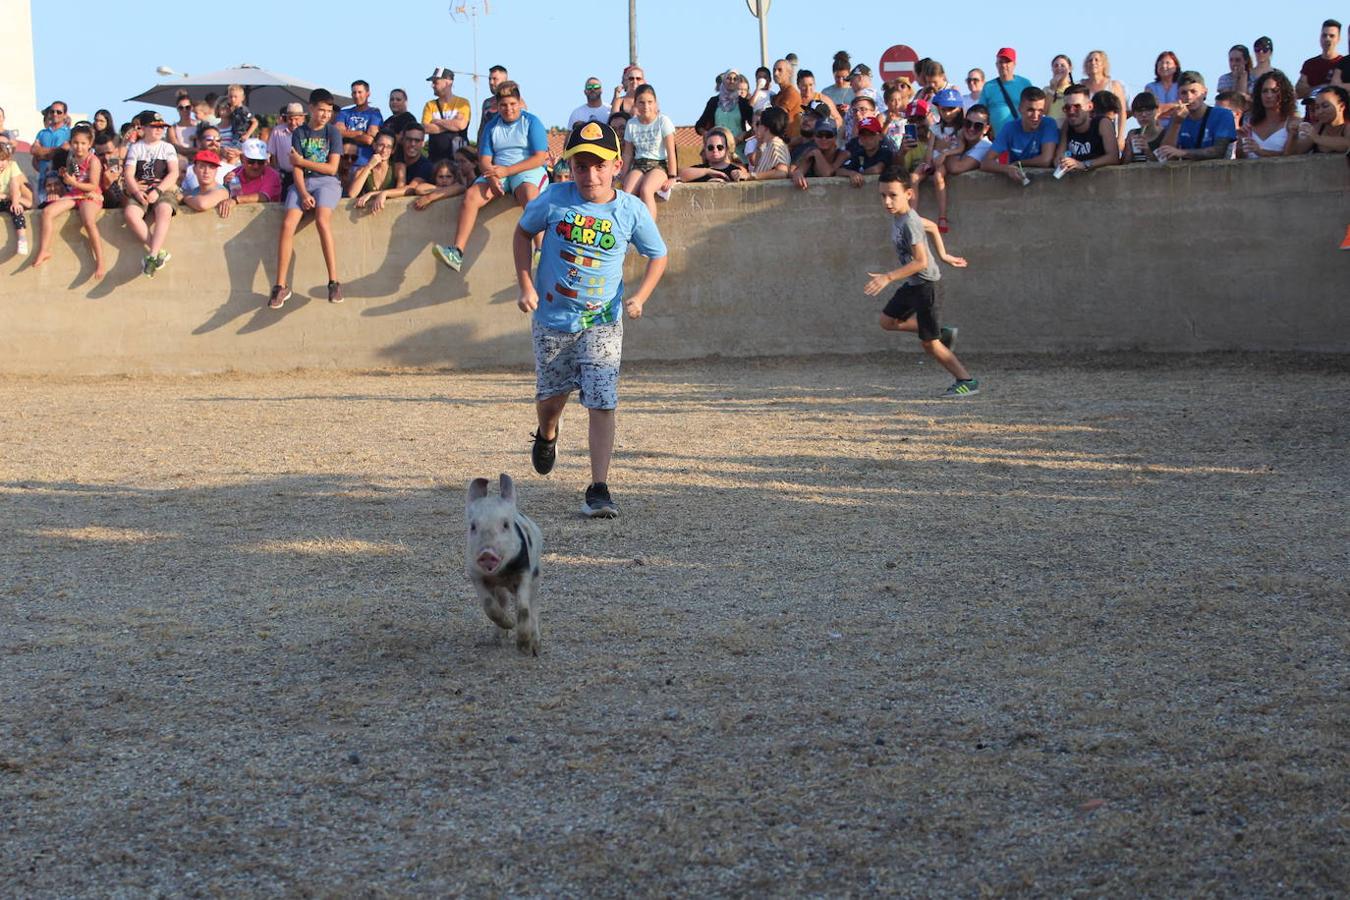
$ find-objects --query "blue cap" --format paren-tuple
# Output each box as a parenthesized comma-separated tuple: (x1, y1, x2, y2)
(934, 87, 964, 109)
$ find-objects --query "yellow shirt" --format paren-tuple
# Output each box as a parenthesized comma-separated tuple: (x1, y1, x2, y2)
(0, 159, 19, 194)
(421, 96, 472, 133)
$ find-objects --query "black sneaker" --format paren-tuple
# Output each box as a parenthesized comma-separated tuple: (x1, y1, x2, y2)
(530, 428, 557, 475)
(581, 482, 619, 518)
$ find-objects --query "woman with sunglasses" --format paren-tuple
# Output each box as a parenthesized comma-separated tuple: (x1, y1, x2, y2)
(942, 104, 994, 178)
(788, 118, 847, 189)
(170, 94, 197, 155)
(679, 127, 748, 183)
(1249, 37, 1276, 85)
(694, 69, 755, 153)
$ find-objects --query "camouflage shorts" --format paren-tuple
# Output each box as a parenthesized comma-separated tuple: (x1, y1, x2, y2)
(532, 318, 623, 410)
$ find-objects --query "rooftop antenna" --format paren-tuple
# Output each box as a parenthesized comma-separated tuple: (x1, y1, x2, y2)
(449, 2, 492, 113)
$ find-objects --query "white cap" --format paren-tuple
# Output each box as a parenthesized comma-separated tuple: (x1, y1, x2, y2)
(241, 138, 268, 160)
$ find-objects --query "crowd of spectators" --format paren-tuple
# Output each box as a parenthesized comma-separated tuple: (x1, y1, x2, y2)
(3, 15, 1348, 284)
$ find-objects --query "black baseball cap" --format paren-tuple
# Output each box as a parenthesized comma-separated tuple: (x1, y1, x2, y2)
(427, 67, 455, 81)
(563, 121, 620, 161)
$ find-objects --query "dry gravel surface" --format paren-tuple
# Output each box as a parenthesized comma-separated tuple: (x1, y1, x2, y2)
(2, 352, 1347, 897)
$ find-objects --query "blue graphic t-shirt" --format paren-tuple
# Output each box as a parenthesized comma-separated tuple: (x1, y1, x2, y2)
(519, 182, 668, 333)
(291, 123, 343, 175)
(990, 117, 1061, 162)
(338, 104, 385, 166)
(479, 111, 548, 168)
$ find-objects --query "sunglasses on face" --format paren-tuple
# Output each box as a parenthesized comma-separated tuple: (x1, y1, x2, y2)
(178, 104, 192, 111)
(964, 120, 987, 129)
(52, 109, 67, 115)
(705, 143, 726, 150)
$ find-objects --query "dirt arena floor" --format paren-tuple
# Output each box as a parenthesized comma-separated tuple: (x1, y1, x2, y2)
(2, 352, 1346, 897)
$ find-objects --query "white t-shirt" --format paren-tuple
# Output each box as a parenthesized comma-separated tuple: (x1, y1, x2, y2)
(568, 104, 609, 128)
(124, 140, 178, 187)
(963, 138, 993, 162)
(624, 114, 675, 161)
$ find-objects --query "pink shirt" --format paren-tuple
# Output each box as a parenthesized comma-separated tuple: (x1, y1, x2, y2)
(232, 164, 282, 202)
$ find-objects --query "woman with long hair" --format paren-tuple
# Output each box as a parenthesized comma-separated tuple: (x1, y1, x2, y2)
(1217, 45, 1255, 94)
(1285, 85, 1350, 155)
(1240, 70, 1298, 158)
(1045, 54, 1074, 122)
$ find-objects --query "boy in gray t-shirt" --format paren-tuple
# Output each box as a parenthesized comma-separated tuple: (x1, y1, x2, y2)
(864, 168, 979, 397)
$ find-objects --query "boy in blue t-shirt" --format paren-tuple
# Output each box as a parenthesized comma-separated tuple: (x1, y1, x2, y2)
(865, 167, 978, 398)
(514, 122, 669, 518)
(980, 86, 1058, 183)
(432, 81, 550, 273)
(1156, 71, 1237, 161)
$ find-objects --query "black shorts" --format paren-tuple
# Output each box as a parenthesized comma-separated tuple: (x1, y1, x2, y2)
(882, 280, 941, 341)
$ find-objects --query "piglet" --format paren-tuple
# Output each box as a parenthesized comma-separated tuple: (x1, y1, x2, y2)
(466, 474, 544, 656)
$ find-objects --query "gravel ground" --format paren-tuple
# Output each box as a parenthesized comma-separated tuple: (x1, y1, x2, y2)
(2, 352, 1347, 897)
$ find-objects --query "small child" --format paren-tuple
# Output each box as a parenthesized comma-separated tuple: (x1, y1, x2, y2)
(32, 123, 105, 277)
(864, 167, 978, 398)
(412, 158, 468, 209)
(270, 89, 344, 308)
(0, 134, 33, 255)
(221, 84, 258, 146)
(620, 84, 677, 217)
(1123, 92, 1163, 163)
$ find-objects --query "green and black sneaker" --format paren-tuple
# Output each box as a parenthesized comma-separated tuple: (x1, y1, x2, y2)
(942, 379, 980, 398)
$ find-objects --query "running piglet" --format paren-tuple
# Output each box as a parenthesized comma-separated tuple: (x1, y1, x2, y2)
(465, 474, 544, 656)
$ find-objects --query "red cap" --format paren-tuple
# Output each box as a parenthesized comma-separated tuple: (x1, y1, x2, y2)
(996, 47, 1017, 63)
(195, 150, 222, 166)
(904, 99, 931, 119)
(856, 115, 883, 135)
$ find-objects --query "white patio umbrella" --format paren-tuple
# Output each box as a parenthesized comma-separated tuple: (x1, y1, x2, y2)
(126, 64, 353, 114)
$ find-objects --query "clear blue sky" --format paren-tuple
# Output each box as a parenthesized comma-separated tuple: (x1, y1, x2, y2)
(30, 2, 1338, 131)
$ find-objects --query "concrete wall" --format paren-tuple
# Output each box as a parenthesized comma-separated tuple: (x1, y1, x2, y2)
(2, 154, 1347, 375)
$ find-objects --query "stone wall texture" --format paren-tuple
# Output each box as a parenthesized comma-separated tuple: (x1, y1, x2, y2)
(3, 154, 1347, 375)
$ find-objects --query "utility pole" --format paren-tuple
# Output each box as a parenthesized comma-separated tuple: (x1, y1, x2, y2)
(744, 0, 770, 70)
(628, 0, 638, 65)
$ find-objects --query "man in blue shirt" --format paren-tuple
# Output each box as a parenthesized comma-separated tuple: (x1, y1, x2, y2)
(981, 87, 1059, 183)
(336, 80, 384, 167)
(982, 48, 1033, 136)
(433, 81, 549, 273)
(1156, 71, 1237, 161)
(513, 121, 669, 518)
(31, 101, 71, 205)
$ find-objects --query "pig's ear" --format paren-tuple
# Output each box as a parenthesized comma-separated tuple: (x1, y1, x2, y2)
(467, 478, 490, 505)
(499, 473, 516, 504)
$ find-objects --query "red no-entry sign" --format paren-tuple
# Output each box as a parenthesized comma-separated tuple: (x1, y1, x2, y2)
(878, 44, 919, 83)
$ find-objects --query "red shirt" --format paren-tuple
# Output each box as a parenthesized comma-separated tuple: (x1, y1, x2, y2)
(1300, 54, 1344, 90)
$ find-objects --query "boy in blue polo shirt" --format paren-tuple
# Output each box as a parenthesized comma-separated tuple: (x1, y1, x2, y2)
(980, 86, 1059, 183)
(513, 122, 669, 518)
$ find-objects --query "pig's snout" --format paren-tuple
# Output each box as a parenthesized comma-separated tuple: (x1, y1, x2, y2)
(476, 549, 503, 573)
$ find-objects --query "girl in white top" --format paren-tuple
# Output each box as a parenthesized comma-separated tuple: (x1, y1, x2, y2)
(1241, 72, 1298, 158)
(620, 84, 677, 218)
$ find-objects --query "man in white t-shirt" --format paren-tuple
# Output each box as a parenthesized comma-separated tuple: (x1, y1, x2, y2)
(568, 77, 609, 127)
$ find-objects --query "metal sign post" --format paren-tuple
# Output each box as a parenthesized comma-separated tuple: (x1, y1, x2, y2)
(744, 0, 771, 70)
